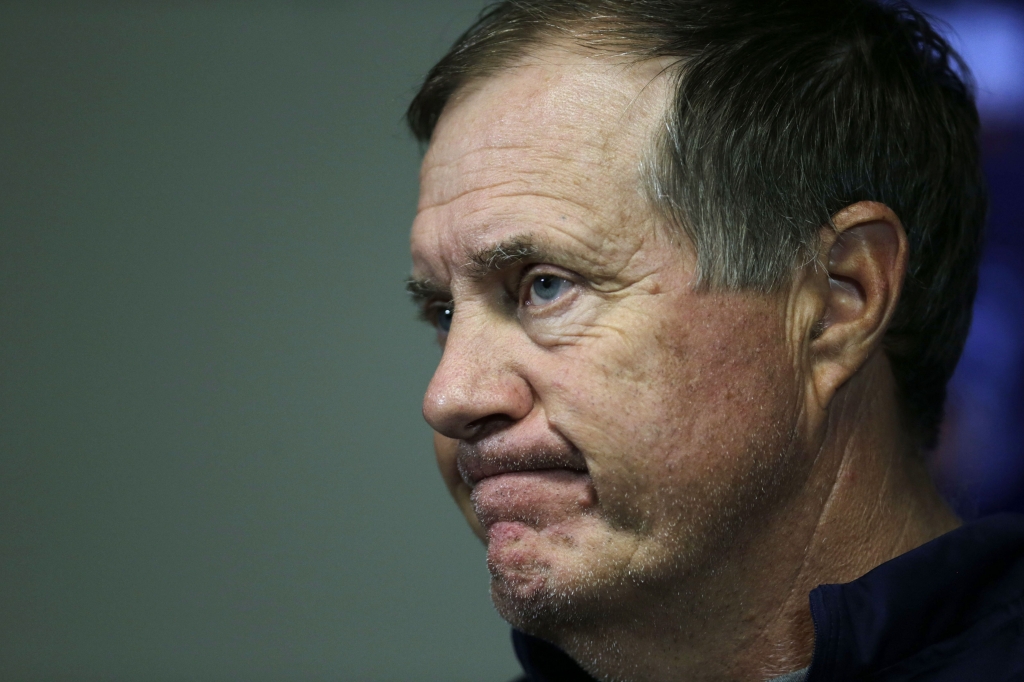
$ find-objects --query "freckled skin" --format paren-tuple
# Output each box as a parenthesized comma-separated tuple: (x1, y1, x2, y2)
(411, 47, 959, 682)
(414, 50, 800, 618)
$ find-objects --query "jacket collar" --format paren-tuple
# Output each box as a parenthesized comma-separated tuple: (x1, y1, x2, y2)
(513, 514, 1024, 682)
(806, 513, 1024, 680)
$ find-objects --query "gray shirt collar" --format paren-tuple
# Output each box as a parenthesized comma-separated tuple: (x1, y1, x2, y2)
(768, 668, 809, 682)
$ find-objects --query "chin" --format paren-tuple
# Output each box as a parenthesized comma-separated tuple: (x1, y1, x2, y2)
(489, 571, 596, 640)
(484, 518, 633, 638)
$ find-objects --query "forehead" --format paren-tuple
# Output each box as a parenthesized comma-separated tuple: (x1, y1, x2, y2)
(411, 48, 675, 278)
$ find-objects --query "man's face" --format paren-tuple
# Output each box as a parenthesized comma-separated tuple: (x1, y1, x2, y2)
(409, 49, 808, 637)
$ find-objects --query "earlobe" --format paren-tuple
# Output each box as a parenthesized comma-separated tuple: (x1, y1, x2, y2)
(807, 202, 909, 409)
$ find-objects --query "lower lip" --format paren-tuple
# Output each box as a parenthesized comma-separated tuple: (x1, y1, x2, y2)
(471, 469, 594, 528)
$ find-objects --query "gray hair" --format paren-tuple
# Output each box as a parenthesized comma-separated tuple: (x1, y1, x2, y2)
(407, 0, 987, 449)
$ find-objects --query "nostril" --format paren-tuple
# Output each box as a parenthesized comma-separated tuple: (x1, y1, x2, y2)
(421, 342, 534, 440)
(464, 414, 517, 441)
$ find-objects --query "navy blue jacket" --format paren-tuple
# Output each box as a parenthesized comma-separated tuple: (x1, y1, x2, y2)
(512, 514, 1024, 681)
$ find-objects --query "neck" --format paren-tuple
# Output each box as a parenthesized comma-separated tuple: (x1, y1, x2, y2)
(561, 353, 960, 682)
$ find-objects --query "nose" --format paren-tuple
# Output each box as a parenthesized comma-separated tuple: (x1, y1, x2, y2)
(422, 316, 533, 441)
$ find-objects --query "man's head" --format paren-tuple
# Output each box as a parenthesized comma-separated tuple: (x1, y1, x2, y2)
(406, 0, 983, 673)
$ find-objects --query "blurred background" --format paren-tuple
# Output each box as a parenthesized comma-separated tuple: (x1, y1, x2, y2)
(0, 1, 1020, 680)
(919, 0, 1024, 516)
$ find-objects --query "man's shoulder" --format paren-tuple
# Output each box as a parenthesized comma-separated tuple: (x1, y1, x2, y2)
(807, 513, 1024, 681)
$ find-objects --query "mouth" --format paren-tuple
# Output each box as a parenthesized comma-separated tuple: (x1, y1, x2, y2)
(456, 442, 589, 488)
(456, 441, 594, 530)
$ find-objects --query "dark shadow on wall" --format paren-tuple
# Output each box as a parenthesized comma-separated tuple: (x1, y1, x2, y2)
(917, 1, 1024, 517)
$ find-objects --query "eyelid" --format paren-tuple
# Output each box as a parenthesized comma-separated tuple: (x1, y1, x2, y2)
(517, 266, 580, 308)
(417, 298, 453, 325)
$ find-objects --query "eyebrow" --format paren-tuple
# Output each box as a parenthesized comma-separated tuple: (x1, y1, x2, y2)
(405, 277, 450, 305)
(406, 235, 545, 305)
(465, 235, 540, 277)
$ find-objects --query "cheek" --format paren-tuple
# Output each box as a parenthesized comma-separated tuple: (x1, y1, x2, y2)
(433, 432, 486, 541)
(539, 294, 799, 526)
(433, 431, 460, 491)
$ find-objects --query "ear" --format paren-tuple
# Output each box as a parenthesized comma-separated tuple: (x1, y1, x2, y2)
(801, 201, 909, 411)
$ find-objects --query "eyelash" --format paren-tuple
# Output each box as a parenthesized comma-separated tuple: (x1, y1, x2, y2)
(517, 268, 575, 307)
(418, 300, 453, 325)
(416, 267, 578, 332)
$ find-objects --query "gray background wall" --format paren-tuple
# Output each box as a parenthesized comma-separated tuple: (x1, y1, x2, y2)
(0, 2, 519, 680)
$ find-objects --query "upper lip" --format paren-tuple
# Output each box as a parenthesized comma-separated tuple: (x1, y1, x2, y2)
(456, 439, 588, 487)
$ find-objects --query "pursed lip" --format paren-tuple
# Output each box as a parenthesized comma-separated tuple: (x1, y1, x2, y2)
(456, 440, 589, 487)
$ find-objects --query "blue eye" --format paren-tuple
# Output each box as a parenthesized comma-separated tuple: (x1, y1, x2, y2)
(528, 275, 568, 305)
(435, 304, 453, 333)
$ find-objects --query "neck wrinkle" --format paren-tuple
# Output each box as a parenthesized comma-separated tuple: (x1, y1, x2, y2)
(755, 352, 960, 680)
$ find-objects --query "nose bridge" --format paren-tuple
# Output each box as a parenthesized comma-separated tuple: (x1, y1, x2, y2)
(423, 306, 532, 439)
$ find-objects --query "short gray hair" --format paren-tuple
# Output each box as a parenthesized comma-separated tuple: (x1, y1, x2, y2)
(407, 0, 987, 449)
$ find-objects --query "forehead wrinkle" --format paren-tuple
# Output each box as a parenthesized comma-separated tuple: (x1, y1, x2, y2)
(453, 205, 624, 272)
(422, 67, 652, 174)
(418, 169, 603, 215)
(419, 142, 619, 213)
(458, 191, 603, 227)
(416, 180, 611, 264)
(412, 48, 679, 294)
(419, 60, 667, 220)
